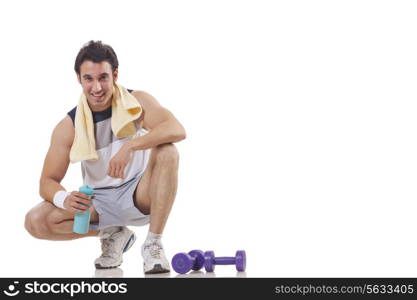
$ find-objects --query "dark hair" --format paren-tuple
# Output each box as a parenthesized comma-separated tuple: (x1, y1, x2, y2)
(74, 40, 119, 75)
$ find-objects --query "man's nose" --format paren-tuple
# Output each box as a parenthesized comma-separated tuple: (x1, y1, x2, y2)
(92, 80, 102, 93)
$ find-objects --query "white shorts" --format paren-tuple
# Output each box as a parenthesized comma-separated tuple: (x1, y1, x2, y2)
(90, 172, 150, 230)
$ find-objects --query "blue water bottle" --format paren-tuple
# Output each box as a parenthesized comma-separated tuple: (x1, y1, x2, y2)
(73, 185, 94, 234)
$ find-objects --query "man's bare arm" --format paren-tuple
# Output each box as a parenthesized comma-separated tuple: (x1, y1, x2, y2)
(39, 116, 74, 202)
(126, 90, 186, 151)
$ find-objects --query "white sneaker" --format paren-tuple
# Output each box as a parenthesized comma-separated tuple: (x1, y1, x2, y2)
(141, 239, 170, 274)
(94, 226, 136, 269)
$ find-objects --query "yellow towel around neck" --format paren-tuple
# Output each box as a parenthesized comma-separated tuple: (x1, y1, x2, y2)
(69, 83, 142, 163)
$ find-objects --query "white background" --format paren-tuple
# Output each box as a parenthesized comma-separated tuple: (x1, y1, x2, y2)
(0, 0, 416, 277)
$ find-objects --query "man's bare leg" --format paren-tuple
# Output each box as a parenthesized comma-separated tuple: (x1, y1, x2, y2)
(25, 201, 99, 241)
(133, 143, 179, 273)
(134, 143, 179, 234)
(26, 201, 135, 270)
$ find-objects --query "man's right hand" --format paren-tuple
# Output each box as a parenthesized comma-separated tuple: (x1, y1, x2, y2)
(63, 191, 94, 214)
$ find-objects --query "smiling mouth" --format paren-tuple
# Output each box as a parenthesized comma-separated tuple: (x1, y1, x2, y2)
(91, 93, 105, 100)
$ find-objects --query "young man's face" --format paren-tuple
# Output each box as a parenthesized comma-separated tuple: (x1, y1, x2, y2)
(77, 60, 118, 111)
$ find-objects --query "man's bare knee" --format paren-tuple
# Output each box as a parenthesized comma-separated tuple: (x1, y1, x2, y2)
(25, 209, 51, 240)
(154, 143, 179, 165)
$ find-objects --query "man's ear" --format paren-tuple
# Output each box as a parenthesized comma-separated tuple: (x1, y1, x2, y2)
(113, 69, 118, 82)
(76, 73, 81, 84)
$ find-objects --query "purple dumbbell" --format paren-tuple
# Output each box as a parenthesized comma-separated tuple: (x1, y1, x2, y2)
(171, 250, 205, 274)
(204, 250, 246, 272)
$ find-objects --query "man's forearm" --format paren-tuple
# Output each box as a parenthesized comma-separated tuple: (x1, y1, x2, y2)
(126, 120, 186, 151)
(39, 178, 66, 203)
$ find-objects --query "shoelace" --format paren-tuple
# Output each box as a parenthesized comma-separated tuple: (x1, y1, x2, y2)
(143, 242, 163, 259)
(101, 238, 118, 257)
(99, 227, 124, 258)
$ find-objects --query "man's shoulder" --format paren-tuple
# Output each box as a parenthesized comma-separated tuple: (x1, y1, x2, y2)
(67, 106, 77, 124)
(52, 116, 74, 147)
(130, 90, 152, 109)
(130, 90, 152, 128)
(56, 115, 74, 131)
(130, 90, 160, 108)
(130, 90, 147, 101)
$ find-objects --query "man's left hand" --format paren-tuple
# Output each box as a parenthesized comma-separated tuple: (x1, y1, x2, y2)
(107, 142, 133, 179)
